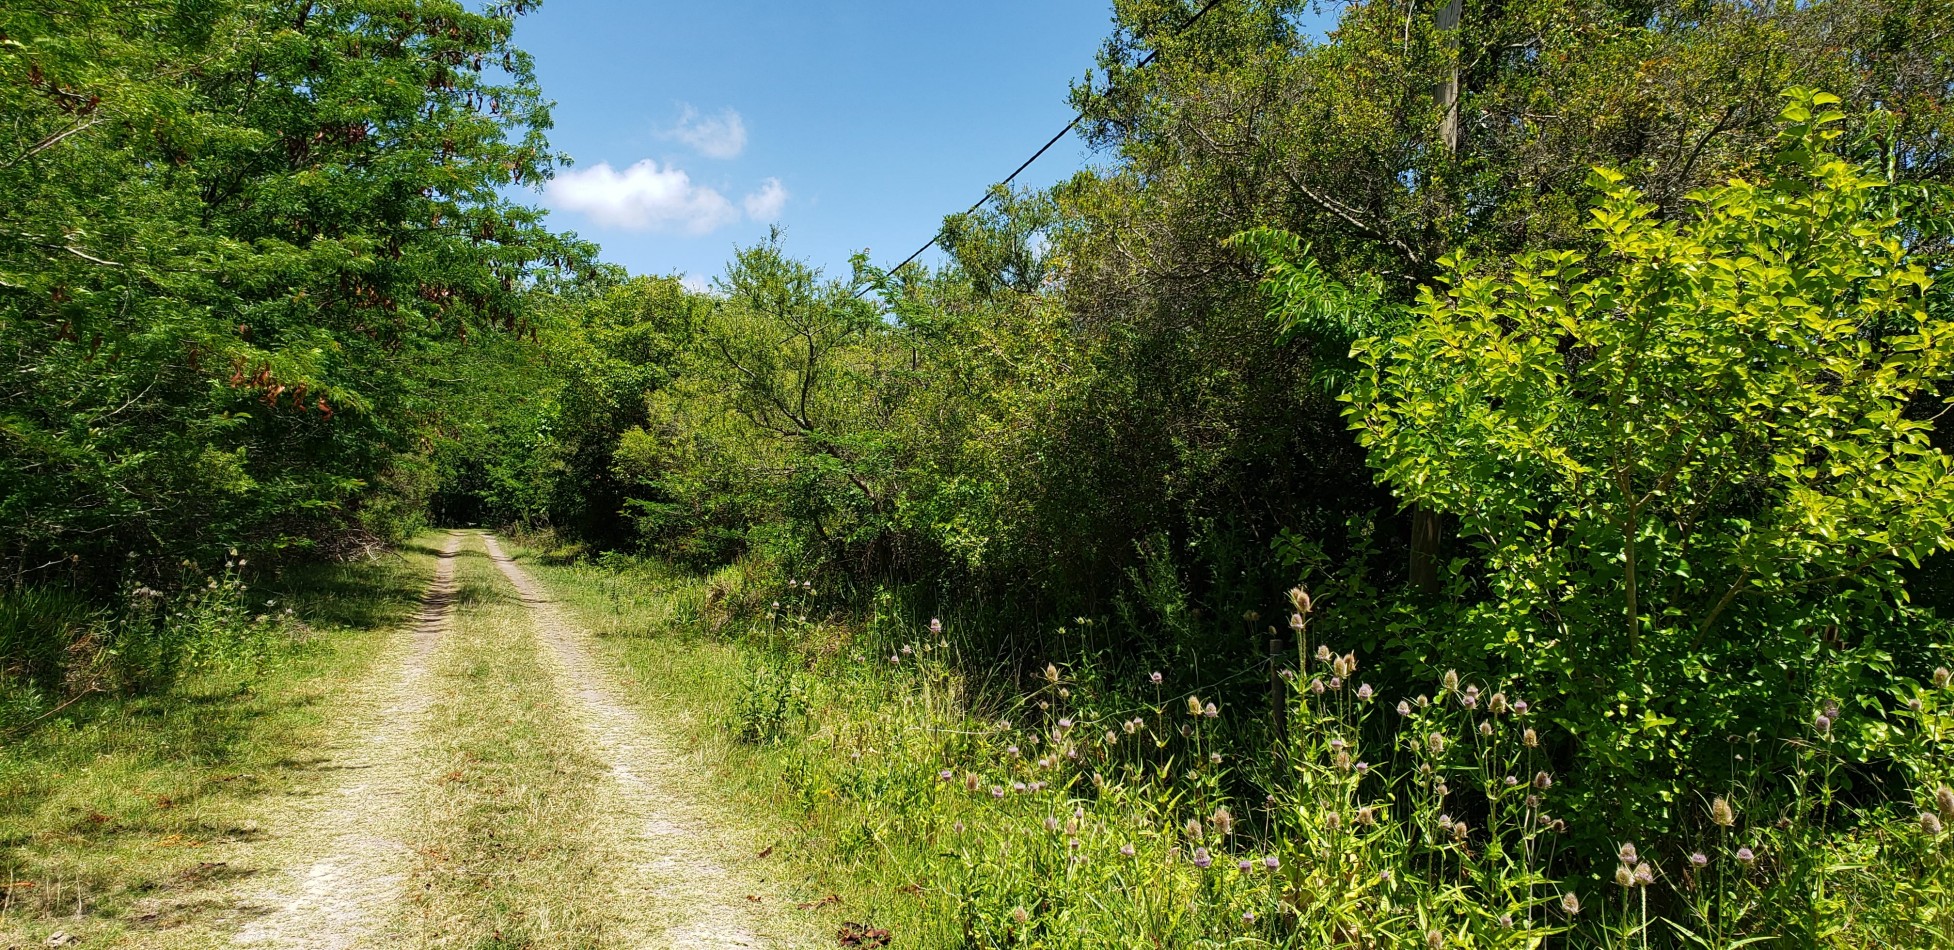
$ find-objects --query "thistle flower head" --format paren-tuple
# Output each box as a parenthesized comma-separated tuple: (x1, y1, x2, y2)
(1533, 771, 1554, 790)
(1735, 847, 1755, 864)
(1936, 786, 1954, 822)
(1203, 702, 1219, 718)
(1044, 816, 1060, 832)
(1045, 663, 1060, 684)
(1316, 644, 1334, 663)
(1924, 812, 1945, 835)
(1513, 699, 1530, 715)
(1936, 667, 1952, 689)
(1309, 678, 1326, 695)
(929, 618, 942, 635)
(1633, 862, 1654, 886)
(1618, 843, 1638, 864)
(1523, 727, 1539, 748)
(1561, 892, 1581, 916)
(1186, 818, 1203, 840)
(1489, 692, 1510, 715)
(1120, 843, 1135, 856)
(1428, 732, 1447, 755)
(1814, 713, 1832, 734)
(1265, 854, 1280, 869)
(1442, 669, 1460, 692)
(1397, 700, 1413, 717)
(1150, 671, 1163, 685)
(1689, 852, 1708, 868)
(1188, 696, 1204, 716)
(1478, 721, 1493, 736)
(1427, 930, 1443, 950)
(1711, 797, 1736, 828)
(1211, 806, 1234, 835)
(1192, 847, 1213, 868)
(1357, 683, 1374, 701)
(1615, 865, 1636, 888)
(1287, 586, 1311, 615)
(1011, 906, 1029, 924)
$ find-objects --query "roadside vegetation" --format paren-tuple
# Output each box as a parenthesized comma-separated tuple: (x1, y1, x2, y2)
(7, 0, 1954, 946)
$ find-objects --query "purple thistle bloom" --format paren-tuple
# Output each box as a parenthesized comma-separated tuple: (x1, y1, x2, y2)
(939, 769, 953, 781)
(1013, 782, 1027, 793)
(1204, 702, 1219, 718)
(1242, 911, 1256, 924)
(1150, 671, 1163, 685)
(1736, 847, 1755, 864)
(1814, 714, 1832, 734)
(1513, 699, 1529, 715)
(1355, 762, 1370, 775)
(992, 786, 1005, 798)
(1120, 843, 1135, 856)
(1192, 847, 1212, 869)
(1398, 700, 1413, 717)
(1689, 852, 1708, 868)
(929, 618, 942, 635)
(1264, 854, 1280, 869)
(1237, 859, 1252, 872)
(1357, 683, 1374, 701)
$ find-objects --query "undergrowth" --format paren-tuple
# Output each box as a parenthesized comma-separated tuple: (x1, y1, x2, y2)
(513, 533, 1954, 948)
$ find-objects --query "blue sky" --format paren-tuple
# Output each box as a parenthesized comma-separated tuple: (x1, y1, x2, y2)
(515, 1, 1124, 288)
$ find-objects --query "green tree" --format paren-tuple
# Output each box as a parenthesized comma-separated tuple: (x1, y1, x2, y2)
(1347, 91, 1954, 834)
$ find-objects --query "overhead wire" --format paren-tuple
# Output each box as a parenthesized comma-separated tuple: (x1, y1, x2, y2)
(854, 0, 1230, 298)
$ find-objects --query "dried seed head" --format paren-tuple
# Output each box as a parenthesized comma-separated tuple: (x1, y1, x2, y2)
(1287, 586, 1312, 615)
(1442, 669, 1460, 692)
(1711, 797, 1736, 828)
(1356, 806, 1377, 825)
(1186, 818, 1203, 840)
(1924, 813, 1946, 836)
(1211, 807, 1235, 836)
(1561, 892, 1581, 916)
(1188, 696, 1204, 716)
(1316, 644, 1334, 663)
(1936, 786, 1954, 822)
(1428, 733, 1447, 755)
(1532, 771, 1554, 790)
(1523, 727, 1539, 748)
(1045, 663, 1060, 684)
(1936, 667, 1952, 689)
(1489, 692, 1510, 715)
(1451, 819, 1468, 840)
(1615, 865, 1636, 888)
(1427, 930, 1443, 950)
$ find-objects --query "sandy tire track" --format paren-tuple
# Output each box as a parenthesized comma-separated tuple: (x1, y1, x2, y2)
(479, 534, 814, 949)
(219, 532, 465, 949)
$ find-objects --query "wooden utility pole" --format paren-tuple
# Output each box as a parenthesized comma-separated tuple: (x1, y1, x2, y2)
(1409, 0, 1462, 595)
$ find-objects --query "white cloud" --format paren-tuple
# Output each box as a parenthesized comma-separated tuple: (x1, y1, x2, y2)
(680, 273, 710, 293)
(547, 157, 788, 234)
(666, 104, 747, 159)
(742, 177, 788, 221)
(546, 160, 739, 233)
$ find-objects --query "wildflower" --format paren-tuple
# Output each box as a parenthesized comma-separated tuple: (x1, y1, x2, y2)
(1523, 727, 1539, 748)
(1499, 914, 1513, 929)
(1355, 761, 1370, 775)
(1237, 859, 1253, 872)
(1618, 843, 1638, 864)
(1309, 678, 1326, 695)
(1123, 719, 1138, 734)
(1689, 852, 1708, 868)
(1814, 713, 1831, 734)
(1104, 730, 1118, 744)
(1356, 806, 1377, 825)
(1316, 645, 1333, 663)
(1533, 771, 1553, 789)
(1561, 892, 1581, 916)
(1461, 691, 1479, 711)
(1289, 612, 1306, 630)
(1478, 721, 1493, 736)
(1011, 906, 1029, 925)
(1209, 752, 1222, 765)
(1427, 929, 1443, 950)
(1442, 669, 1460, 692)
(888, 655, 899, 665)
(1504, 775, 1518, 787)
(901, 644, 913, 655)
(992, 786, 1006, 798)
(1150, 671, 1163, 685)
(1937, 786, 1954, 822)
(1326, 812, 1342, 830)
(1013, 782, 1026, 793)
(1912, 698, 1926, 711)
(1357, 683, 1374, 701)
(1334, 750, 1351, 771)
(1435, 782, 1450, 798)
(1513, 699, 1530, 715)
(1489, 692, 1509, 715)
(1287, 586, 1311, 615)
(1936, 667, 1952, 689)
(1279, 668, 1296, 681)
(1379, 868, 1394, 882)
(1044, 816, 1060, 832)
(1045, 663, 1060, 684)
(1452, 819, 1468, 840)
(1328, 676, 1343, 690)
(1428, 733, 1446, 755)
(1735, 847, 1755, 864)
(1204, 703, 1219, 718)
(1924, 813, 1945, 835)
(938, 769, 953, 781)
(1006, 745, 1020, 758)
(1057, 717, 1074, 732)
(1192, 847, 1213, 869)
(1186, 818, 1203, 840)
(1188, 696, 1204, 716)
(1212, 807, 1234, 835)
(1634, 863, 1654, 886)
(1242, 911, 1257, 924)
(1711, 797, 1736, 828)
(1067, 837, 1079, 850)
(1120, 843, 1135, 857)
(929, 618, 942, 635)
(1397, 700, 1412, 717)
(965, 773, 980, 791)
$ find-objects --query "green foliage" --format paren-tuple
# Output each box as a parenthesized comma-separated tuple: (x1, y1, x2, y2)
(1344, 90, 1954, 838)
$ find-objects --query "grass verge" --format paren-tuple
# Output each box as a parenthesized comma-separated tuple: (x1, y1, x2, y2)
(0, 537, 439, 945)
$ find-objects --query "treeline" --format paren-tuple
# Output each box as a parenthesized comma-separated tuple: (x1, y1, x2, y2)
(0, 0, 591, 693)
(457, 0, 1954, 821)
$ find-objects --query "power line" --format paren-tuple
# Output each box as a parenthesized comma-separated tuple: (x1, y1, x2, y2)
(855, 0, 1230, 298)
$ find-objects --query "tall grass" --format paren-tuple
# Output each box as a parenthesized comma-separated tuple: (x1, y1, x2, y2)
(518, 539, 1954, 948)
